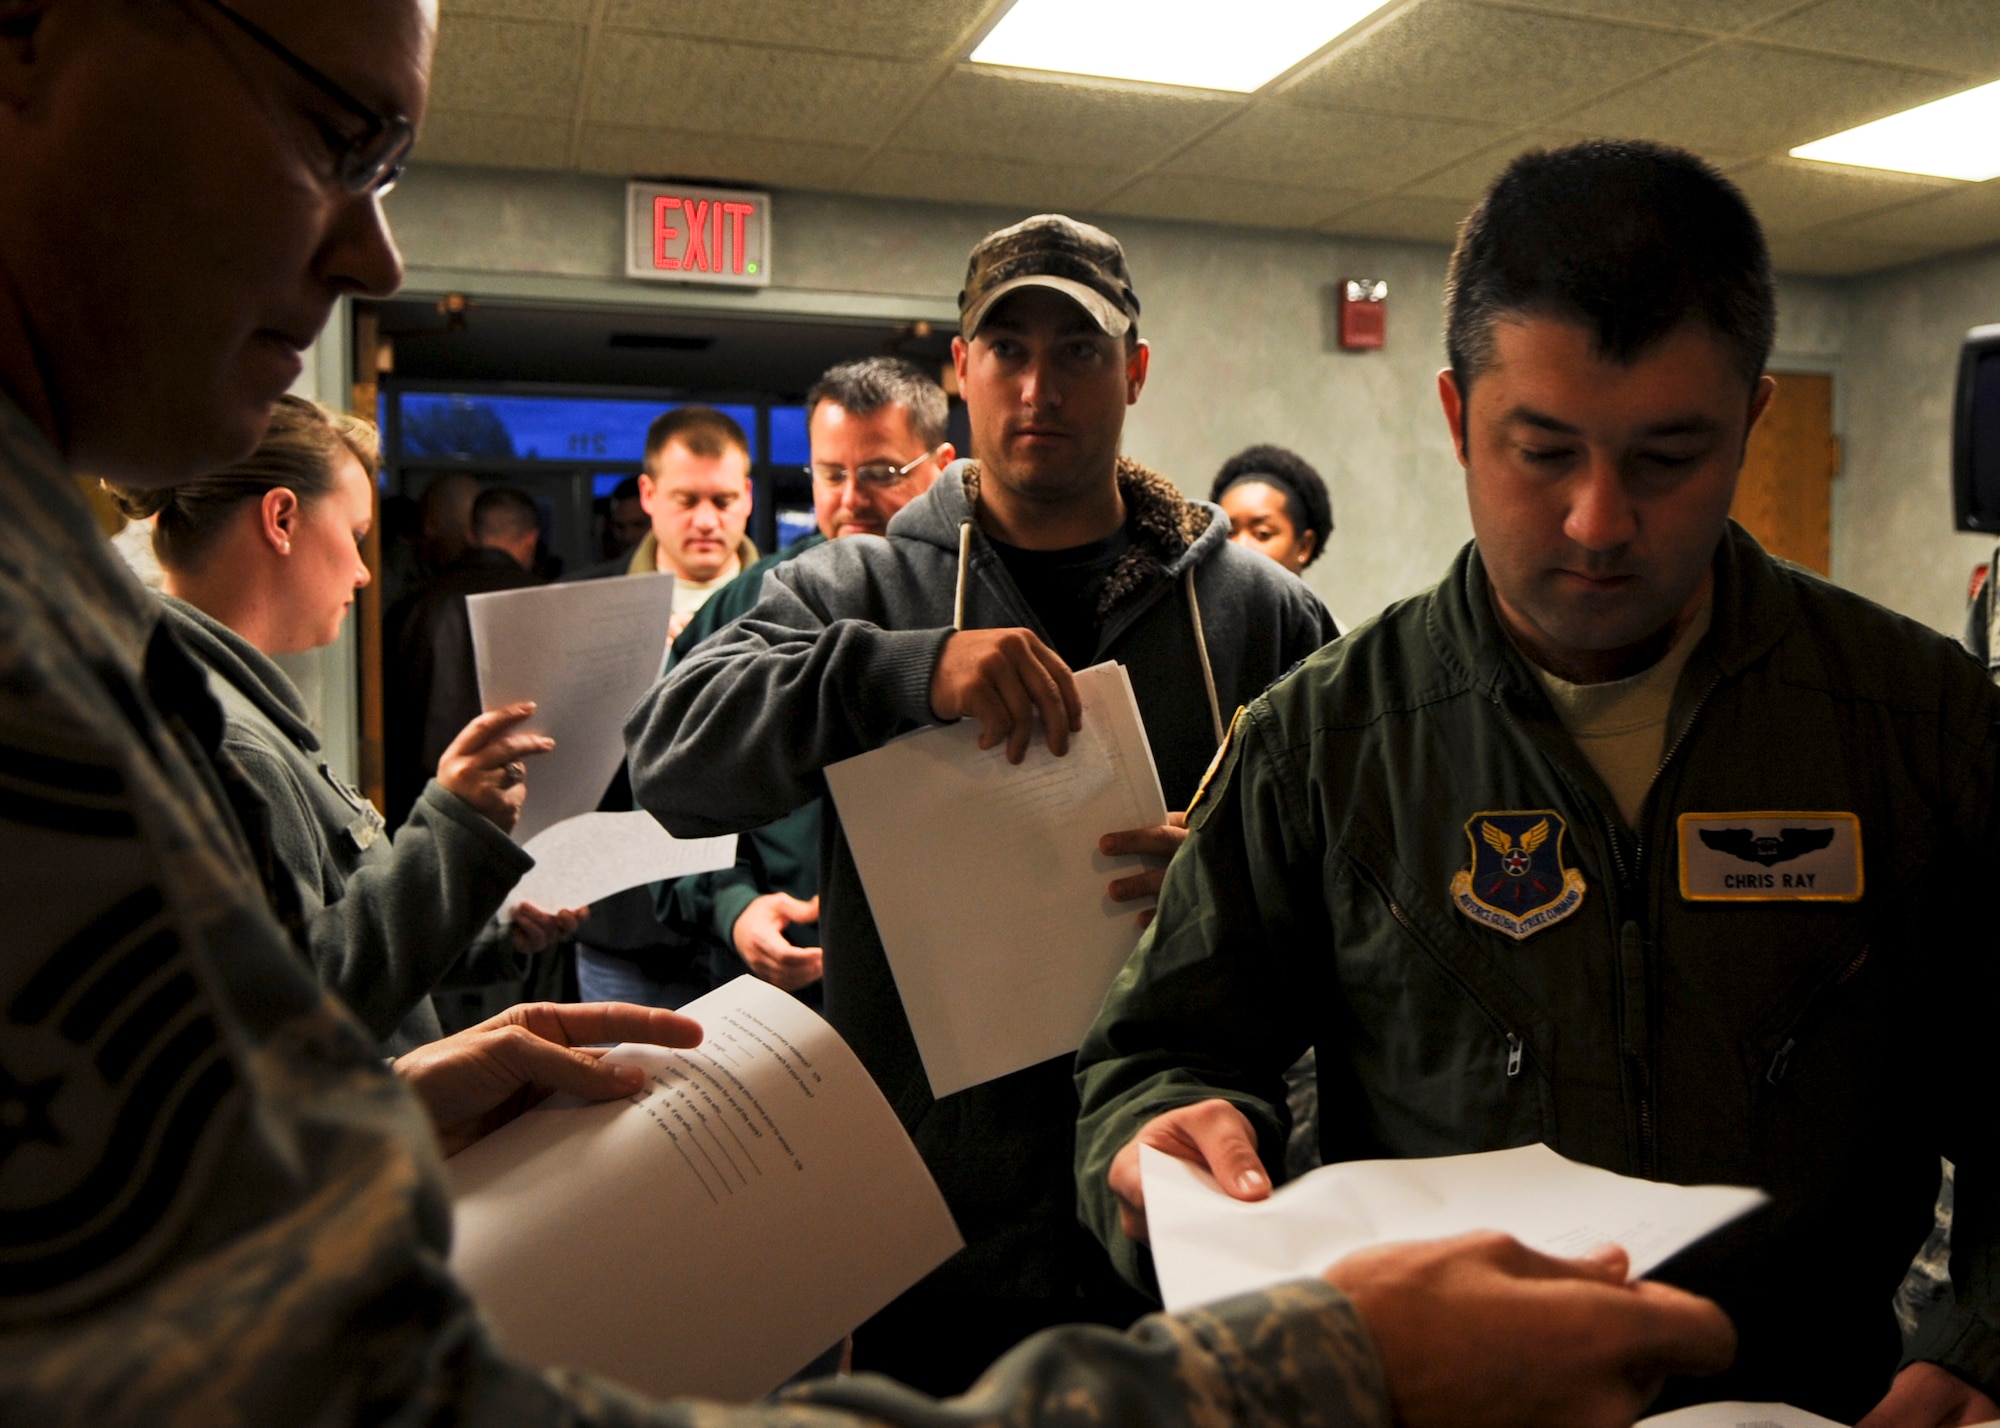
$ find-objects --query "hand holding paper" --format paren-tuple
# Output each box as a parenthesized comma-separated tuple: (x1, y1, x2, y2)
(1140, 1140, 1767, 1314)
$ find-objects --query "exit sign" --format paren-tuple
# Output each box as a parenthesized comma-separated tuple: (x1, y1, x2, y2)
(625, 181, 771, 288)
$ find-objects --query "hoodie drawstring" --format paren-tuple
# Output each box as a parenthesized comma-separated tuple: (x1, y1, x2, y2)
(1184, 569, 1224, 749)
(953, 520, 973, 631)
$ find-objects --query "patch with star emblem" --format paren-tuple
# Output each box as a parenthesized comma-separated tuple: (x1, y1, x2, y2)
(1450, 810, 1587, 941)
(1678, 811, 1862, 901)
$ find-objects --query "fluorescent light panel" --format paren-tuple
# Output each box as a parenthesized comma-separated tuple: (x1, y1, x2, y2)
(1791, 77, 2000, 182)
(970, 0, 1395, 94)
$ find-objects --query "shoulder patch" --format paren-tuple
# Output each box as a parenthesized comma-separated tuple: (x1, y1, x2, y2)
(1450, 810, 1586, 941)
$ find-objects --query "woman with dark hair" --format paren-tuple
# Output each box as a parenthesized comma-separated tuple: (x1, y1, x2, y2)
(115, 396, 584, 1053)
(1209, 443, 1333, 576)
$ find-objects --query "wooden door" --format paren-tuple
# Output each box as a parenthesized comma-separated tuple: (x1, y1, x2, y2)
(351, 304, 388, 814)
(1732, 372, 1840, 575)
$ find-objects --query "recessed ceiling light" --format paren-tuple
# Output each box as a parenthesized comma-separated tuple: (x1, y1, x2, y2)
(970, 0, 1396, 94)
(1790, 78, 2000, 182)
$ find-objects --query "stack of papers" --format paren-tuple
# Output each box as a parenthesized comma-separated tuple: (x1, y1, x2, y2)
(824, 661, 1167, 1098)
(448, 976, 963, 1402)
(1142, 1141, 1767, 1313)
(469, 573, 678, 843)
(1636, 1408, 1846, 1427)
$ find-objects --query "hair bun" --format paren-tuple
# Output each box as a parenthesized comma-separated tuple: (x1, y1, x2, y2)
(104, 482, 174, 522)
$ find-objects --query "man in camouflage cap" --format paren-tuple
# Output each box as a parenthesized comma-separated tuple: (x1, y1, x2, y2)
(0, 9, 1731, 1421)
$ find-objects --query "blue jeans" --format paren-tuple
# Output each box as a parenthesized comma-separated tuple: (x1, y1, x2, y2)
(575, 945, 710, 1010)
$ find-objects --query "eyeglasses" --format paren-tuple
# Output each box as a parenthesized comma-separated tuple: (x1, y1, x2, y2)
(807, 445, 944, 491)
(197, 0, 415, 195)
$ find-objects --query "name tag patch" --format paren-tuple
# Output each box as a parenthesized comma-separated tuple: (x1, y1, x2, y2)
(1678, 812, 1862, 902)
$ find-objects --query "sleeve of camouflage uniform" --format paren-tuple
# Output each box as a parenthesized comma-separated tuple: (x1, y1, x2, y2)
(626, 556, 949, 837)
(1074, 696, 1327, 1292)
(1898, 669, 2000, 1397)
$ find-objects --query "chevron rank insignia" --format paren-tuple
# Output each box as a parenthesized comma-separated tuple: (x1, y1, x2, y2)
(1451, 810, 1587, 941)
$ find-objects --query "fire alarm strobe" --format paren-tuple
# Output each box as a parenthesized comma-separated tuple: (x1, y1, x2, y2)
(1339, 278, 1388, 350)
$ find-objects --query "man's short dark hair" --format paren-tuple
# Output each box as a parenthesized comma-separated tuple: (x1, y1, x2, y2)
(472, 486, 538, 541)
(1445, 140, 1775, 407)
(806, 356, 950, 450)
(1209, 444, 1333, 568)
(644, 405, 750, 468)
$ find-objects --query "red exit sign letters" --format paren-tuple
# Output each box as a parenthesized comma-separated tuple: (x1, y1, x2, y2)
(626, 182, 771, 288)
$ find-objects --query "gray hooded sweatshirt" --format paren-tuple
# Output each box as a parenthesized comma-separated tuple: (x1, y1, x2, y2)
(626, 458, 1336, 1300)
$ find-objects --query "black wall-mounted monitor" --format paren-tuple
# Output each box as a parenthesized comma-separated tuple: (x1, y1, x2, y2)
(1954, 323, 2000, 532)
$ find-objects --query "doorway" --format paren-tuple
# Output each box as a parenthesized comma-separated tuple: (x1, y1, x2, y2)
(1732, 371, 1840, 575)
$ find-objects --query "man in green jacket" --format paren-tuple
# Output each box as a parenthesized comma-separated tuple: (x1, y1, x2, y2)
(1076, 139, 2000, 1428)
(660, 355, 955, 1002)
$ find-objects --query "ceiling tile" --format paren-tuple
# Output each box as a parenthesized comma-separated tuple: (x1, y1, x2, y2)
(431, 16, 588, 119)
(575, 124, 872, 190)
(1100, 174, 1366, 230)
(1728, 157, 1962, 234)
(1819, 177, 2000, 249)
(1754, 0, 2000, 80)
(414, 110, 574, 170)
(1764, 228, 1958, 276)
(849, 148, 1131, 212)
(603, 0, 992, 61)
(1555, 41, 1973, 155)
(882, 68, 1242, 167)
(442, 0, 595, 22)
(1317, 192, 1473, 244)
(1399, 130, 1592, 199)
(1282, 1, 1705, 124)
(1484, 0, 1802, 34)
(588, 33, 926, 147)
(1158, 104, 1492, 191)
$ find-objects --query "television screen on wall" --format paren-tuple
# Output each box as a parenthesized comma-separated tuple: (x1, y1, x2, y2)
(1954, 323, 2000, 533)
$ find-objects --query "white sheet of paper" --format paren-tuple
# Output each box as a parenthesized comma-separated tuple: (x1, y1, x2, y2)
(1636, 1406, 1847, 1427)
(1142, 1141, 1768, 1313)
(823, 661, 1168, 1099)
(468, 573, 676, 844)
(448, 975, 963, 1404)
(500, 811, 736, 919)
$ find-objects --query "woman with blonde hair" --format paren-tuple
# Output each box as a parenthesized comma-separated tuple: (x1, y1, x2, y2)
(116, 395, 583, 1053)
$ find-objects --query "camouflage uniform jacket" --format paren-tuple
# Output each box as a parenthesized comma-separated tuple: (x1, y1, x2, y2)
(0, 395, 1389, 1427)
(1076, 525, 2000, 1423)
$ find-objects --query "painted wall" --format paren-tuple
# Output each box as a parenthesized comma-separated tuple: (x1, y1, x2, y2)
(380, 164, 1946, 638)
(1833, 244, 2000, 638)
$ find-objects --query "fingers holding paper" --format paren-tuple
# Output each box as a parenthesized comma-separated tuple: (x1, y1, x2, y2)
(509, 900, 589, 955)
(1110, 1098, 1270, 1242)
(1102, 812, 1188, 926)
(929, 626, 1082, 763)
(1324, 1231, 1737, 1428)
(395, 1000, 702, 1158)
(438, 700, 557, 833)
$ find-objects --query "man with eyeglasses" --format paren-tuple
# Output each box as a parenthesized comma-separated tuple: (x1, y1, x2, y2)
(0, 4, 1739, 1424)
(658, 356, 954, 1004)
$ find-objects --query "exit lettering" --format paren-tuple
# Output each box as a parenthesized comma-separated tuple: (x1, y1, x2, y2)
(653, 196, 758, 276)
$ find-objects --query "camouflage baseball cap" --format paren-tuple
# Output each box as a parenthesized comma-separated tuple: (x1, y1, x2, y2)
(958, 214, 1141, 339)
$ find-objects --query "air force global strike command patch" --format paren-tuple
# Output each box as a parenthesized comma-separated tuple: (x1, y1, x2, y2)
(1451, 810, 1587, 941)
(1679, 811, 1862, 901)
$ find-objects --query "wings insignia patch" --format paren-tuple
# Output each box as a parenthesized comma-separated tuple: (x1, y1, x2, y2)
(1679, 812, 1862, 901)
(1451, 810, 1586, 941)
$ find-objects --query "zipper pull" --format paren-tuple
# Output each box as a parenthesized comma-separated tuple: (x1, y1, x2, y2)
(1506, 1033, 1523, 1078)
(1767, 1037, 1795, 1086)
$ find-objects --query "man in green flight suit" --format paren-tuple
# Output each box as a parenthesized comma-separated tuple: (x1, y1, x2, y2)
(1076, 139, 2000, 1428)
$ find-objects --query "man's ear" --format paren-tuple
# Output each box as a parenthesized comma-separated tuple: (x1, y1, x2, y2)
(951, 335, 970, 392)
(1125, 338, 1150, 404)
(1437, 368, 1470, 467)
(1741, 373, 1779, 458)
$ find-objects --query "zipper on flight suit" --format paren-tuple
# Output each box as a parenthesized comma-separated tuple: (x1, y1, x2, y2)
(1370, 873, 1526, 1079)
